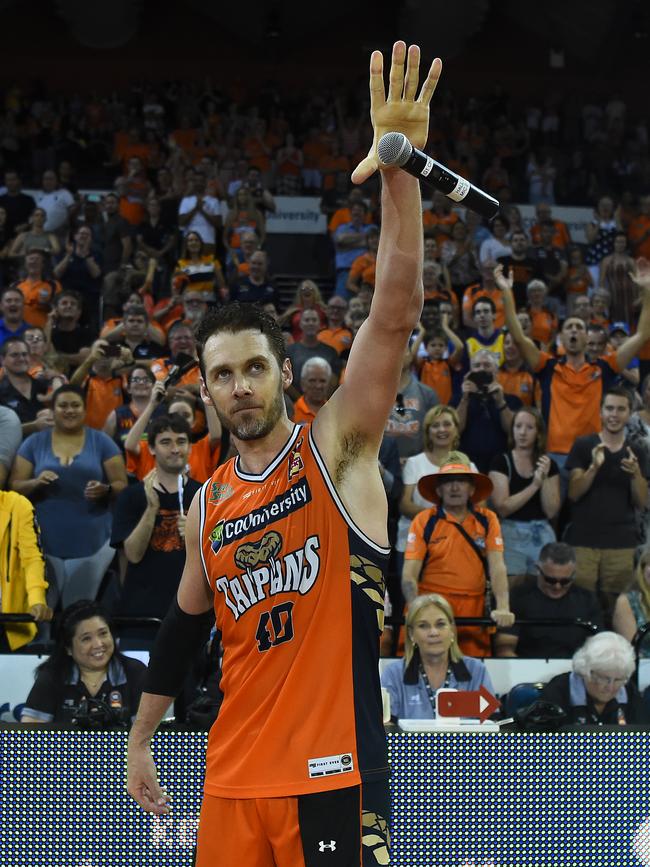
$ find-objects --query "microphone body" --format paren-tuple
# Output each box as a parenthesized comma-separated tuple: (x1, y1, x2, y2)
(377, 132, 500, 220)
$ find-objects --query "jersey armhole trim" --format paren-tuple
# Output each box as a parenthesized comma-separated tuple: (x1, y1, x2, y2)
(307, 427, 390, 556)
(197, 479, 212, 591)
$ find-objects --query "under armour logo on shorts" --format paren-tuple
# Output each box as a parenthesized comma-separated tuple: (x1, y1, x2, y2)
(318, 840, 337, 852)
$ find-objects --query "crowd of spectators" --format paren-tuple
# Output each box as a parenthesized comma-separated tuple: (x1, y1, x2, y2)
(1, 78, 650, 727)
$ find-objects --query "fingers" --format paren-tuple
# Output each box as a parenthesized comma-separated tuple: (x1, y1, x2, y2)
(386, 41, 407, 103)
(402, 44, 421, 101)
(417, 56, 443, 106)
(368, 50, 385, 113)
(351, 154, 379, 185)
(130, 783, 171, 814)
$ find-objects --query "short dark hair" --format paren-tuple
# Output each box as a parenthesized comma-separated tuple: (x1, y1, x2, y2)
(601, 385, 634, 410)
(36, 599, 116, 681)
(0, 285, 24, 302)
(56, 289, 82, 307)
(148, 413, 191, 448)
(124, 305, 148, 321)
(128, 365, 155, 386)
(195, 302, 287, 379)
(539, 541, 576, 566)
(52, 383, 86, 407)
(0, 336, 28, 356)
(472, 296, 496, 315)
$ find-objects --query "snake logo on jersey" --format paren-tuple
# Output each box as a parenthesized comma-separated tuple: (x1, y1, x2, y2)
(215, 530, 322, 623)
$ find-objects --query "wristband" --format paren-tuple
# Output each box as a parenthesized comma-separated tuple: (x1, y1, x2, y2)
(143, 598, 214, 697)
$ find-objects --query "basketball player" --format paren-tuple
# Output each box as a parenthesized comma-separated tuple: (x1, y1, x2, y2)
(127, 41, 442, 866)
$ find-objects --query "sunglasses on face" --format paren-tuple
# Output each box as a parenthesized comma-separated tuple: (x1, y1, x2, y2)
(538, 568, 574, 588)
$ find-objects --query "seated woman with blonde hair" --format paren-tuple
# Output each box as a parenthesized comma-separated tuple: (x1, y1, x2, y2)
(380, 593, 496, 721)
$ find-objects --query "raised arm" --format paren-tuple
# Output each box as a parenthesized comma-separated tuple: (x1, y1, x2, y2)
(124, 381, 166, 455)
(316, 43, 442, 453)
(493, 264, 541, 370)
(615, 261, 650, 370)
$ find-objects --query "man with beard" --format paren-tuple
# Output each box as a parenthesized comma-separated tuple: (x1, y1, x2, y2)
(566, 387, 649, 618)
(495, 262, 650, 475)
(127, 40, 441, 867)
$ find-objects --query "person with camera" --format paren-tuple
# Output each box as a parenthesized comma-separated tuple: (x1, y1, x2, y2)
(69, 339, 132, 431)
(457, 350, 515, 473)
(21, 599, 146, 725)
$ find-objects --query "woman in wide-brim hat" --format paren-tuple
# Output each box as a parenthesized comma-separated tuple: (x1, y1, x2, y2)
(417, 451, 493, 505)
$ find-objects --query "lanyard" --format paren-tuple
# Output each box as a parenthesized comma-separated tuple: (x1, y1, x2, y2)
(419, 662, 452, 714)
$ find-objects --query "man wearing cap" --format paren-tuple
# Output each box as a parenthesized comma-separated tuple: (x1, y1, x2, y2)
(402, 451, 513, 657)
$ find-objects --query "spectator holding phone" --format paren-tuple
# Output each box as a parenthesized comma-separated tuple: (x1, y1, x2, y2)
(456, 350, 515, 473)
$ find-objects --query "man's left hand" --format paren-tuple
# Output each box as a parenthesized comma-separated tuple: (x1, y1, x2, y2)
(352, 41, 442, 185)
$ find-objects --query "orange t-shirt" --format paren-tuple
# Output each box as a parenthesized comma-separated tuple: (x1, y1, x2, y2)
(127, 435, 221, 484)
(534, 351, 621, 454)
(328, 207, 373, 235)
(406, 505, 503, 656)
(292, 395, 317, 424)
(629, 215, 650, 260)
(422, 210, 459, 238)
(530, 220, 571, 249)
(529, 308, 558, 347)
(417, 359, 453, 405)
(85, 375, 125, 430)
(150, 357, 200, 388)
(318, 327, 352, 356)
(198, 425, 388, 797)
(497, 368, 536, 407)
(462, 284, 505, 330)
(348, 251, 376, 288)
(16, 278, 60, 328)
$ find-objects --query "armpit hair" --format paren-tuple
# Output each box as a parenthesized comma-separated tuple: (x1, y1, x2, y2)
(334, 429, 366, 486)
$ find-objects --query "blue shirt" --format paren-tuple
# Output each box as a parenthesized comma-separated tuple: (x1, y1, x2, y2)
(381, 656, 495, 720)
(333, 222, 377, 270)
(0, 318, 27, 347)
(18, 427, 120, 558)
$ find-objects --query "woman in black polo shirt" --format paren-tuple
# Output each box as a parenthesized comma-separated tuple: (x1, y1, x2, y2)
(21, 600, 146, 725)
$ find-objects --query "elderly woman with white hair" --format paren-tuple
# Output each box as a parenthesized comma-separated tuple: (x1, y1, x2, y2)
(540, 632, 648, 725)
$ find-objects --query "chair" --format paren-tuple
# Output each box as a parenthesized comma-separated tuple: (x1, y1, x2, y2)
(503, 682, 543, 716)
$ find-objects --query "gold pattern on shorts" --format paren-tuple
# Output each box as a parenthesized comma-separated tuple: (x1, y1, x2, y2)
(362, 811, 390, 865)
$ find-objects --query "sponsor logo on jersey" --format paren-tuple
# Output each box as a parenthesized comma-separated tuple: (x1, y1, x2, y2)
(307, 752, 354, 778)
(209, 481, 234, 504)
(288, 436, 304, 480)
(215, 533, 321, 619)
(209, 477, 311, 554)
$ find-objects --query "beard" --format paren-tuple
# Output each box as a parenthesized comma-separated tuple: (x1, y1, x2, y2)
(216, 385, 286, 442)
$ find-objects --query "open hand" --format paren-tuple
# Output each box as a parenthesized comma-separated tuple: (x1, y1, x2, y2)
(352, 41, 442, 185)
(621, 447, 640, 476)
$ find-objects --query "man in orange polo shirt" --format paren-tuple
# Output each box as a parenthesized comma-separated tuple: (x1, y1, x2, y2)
(318, 296, 352, 356)
(16, 251, 61, 328)
(530, 203, 571, 250)
(402, 453, 513, 657)
(496, 262, 650, 476)
(293, 357, 332, 424)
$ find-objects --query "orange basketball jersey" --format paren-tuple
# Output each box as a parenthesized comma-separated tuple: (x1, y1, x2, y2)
(198, 424, 389, 799)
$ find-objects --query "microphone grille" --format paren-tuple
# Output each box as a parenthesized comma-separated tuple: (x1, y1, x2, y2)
(378, 132, 412, 167)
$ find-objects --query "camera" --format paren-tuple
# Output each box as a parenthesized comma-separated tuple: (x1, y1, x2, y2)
(468, 369, 493, 399)
(71, 696, 129, 729)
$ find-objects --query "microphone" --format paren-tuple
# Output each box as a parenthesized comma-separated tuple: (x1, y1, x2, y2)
(377, 131, 500, 220)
